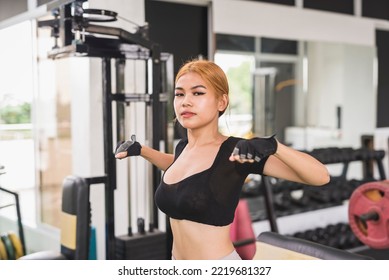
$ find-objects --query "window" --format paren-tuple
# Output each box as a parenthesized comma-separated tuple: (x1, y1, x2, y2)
(0, 19, 74, 230)
(0, 21, 36, 226)
(215, 52, 256, 138)
(214, 35, 300, 142)
(35, 23, 73, 228)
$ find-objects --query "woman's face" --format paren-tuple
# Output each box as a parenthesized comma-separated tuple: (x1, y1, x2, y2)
(174, 72, 226, 130)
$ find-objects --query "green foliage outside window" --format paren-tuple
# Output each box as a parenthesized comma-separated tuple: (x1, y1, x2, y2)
(226, 61, 252, 115)
(0, 102, 31, 124)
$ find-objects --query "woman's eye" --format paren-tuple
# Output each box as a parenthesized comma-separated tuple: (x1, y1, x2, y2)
(193, 92, 205, 96)
(174, 92, 184, 97)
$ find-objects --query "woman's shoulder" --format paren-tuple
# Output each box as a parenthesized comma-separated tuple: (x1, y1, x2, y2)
(174, 138, 188, 157)
(220, 136, 244, 151)
(225, 136, 244, 145)
(176, 137, 188, 146)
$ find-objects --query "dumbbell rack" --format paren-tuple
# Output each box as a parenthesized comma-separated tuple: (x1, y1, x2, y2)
(244, 145, 387, 254)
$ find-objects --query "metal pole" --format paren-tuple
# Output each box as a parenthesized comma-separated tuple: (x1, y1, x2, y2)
(261, 176, 279, 233)
(151, 44, 162, 229)
(102, 57, 116, 259)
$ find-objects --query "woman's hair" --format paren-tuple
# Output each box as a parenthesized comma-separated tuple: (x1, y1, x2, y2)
(175, 59, 229, 116)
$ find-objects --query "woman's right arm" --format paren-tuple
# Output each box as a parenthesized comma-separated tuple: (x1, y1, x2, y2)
(115, 136, 175, 171)
(140, 145, 174, 171)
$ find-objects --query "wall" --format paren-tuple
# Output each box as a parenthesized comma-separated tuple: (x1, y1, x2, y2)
(306, 42, 376, 148)
(212, 0, 377, 149)
(212, 0, 375, 47)
(0, 0, 28, 22)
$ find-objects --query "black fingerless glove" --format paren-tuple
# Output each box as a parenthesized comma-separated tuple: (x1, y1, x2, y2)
(115, 135, 142, 158)
(233, 134, 277, 161)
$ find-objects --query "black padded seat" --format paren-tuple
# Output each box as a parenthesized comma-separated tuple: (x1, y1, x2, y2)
(19, 175, 91, 260)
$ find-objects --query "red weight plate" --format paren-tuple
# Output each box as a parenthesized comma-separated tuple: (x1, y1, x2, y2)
(348, 180, 389, 249)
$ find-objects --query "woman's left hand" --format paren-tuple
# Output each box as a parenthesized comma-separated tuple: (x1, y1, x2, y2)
(229, 135, 278, 163)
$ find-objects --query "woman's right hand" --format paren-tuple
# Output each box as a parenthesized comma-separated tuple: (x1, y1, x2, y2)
(115, 135, 142, 159)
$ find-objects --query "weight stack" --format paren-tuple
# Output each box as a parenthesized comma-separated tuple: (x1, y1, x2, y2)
(115, 230, 167, 260)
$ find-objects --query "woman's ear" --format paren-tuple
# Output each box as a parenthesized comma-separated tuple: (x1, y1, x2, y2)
(218, 94, 229, 113)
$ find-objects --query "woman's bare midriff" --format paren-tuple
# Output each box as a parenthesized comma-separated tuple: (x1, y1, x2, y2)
(170, 218, 235, 260)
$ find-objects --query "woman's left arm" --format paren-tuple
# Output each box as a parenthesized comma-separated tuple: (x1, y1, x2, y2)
(263, 141, 330, 186)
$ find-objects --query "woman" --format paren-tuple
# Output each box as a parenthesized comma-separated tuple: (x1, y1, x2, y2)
(115, 59, 330, 260)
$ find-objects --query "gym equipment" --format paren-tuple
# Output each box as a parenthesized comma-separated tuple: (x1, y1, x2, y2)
(245, 141, 387, 259)
(115, 133, 167, 260)
(0, 182, 26, 258)
(348, 180, 389, 249)
(37, 0, 173, 259)
(292, 223, 363, 250)
(59, 175, 91, 259)
(7, 231, 24, 259)
(0, 238, 7, 260)
(20, 175, 95, 260)
(230, 199, 256, 260)
(0, 231, 25, 260)
(115, 218, 167, 259)
(251, 144, 386, 235)
(1, 234, 15, 259)
(253, 231, 372, 260)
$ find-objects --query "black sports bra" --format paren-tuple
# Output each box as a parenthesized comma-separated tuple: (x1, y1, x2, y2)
(154, 137, 268, 226)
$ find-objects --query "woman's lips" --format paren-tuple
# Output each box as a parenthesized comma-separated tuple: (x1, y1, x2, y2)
(181, 111, 196, 118)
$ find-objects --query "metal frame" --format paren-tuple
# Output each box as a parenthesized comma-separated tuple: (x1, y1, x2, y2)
(37, 0, 171, 259)
(0, 186, 26, 256)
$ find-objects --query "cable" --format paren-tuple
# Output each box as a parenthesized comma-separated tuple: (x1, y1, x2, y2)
(117, 15, 143, 28)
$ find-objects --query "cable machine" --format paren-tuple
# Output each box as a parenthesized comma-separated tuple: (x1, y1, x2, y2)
(37, 0, 173, 259)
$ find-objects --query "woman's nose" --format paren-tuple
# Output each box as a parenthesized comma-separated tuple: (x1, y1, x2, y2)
(182, 95, 192, 106)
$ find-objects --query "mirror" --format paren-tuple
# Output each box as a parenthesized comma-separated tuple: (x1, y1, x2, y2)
(215, 35, 377, 152)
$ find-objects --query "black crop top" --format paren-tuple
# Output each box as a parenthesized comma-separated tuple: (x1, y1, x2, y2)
(154, 136, 268, 226)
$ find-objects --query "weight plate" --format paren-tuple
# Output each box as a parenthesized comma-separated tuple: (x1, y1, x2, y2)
(0, 238, 8, 260)
(348, 180, 389, 249)
(1, 234, 15, 260)
(8, 231, 24, 259)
